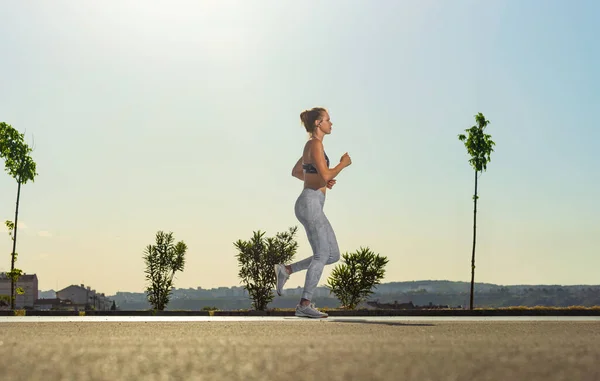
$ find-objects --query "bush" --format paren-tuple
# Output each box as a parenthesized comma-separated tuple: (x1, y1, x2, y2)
(234, 226, 298, 311)
(326, 247, 389, 309)
(143, 231, 187, 311)
(0, 294, 10, 308)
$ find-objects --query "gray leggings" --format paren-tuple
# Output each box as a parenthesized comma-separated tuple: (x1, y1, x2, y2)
(290, 188, 341, 301)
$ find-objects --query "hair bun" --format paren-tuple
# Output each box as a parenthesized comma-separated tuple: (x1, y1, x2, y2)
(299, 110, 309, 125)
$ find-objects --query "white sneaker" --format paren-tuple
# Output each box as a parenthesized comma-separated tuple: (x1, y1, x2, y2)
(295, 303, 328, 318)
(274, 264, 289, 296)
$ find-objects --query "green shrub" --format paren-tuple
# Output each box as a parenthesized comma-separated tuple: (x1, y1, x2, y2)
(326, 247, 388, 309)
(234, 226, 298, 311)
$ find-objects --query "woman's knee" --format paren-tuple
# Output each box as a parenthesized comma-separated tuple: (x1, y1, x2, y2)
(311, 251, 330, 266)
(326, 249, 340, 265)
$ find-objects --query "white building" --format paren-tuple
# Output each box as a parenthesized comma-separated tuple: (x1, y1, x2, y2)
(0, 272, 38, 309)
(56, 284, 112, 310)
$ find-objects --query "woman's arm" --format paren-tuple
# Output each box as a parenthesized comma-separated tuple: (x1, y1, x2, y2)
(291, 157, 304, 180)
(310, 140, 346, 182)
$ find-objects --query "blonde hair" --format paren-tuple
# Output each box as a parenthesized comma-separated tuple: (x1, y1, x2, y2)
(299, 107, 327, 135)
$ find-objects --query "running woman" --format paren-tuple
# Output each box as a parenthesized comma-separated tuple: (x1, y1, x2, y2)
(275, 107, 352, 318)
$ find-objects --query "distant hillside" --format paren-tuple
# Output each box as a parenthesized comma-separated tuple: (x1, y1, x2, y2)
(40, 280, 600, 310)
(371, 280, 600, 295)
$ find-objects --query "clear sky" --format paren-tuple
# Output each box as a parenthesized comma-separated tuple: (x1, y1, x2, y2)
(1, 1, 599, 295)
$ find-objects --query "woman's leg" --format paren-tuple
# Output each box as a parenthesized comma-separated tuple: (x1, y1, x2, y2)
(299, 215, 339, 299)
(289, 194, 340, 274)
(276, 189, 340, 313)
(275, 190, 318, 296)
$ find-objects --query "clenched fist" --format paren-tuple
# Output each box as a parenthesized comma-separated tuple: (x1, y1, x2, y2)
(340, 152, 352, 167)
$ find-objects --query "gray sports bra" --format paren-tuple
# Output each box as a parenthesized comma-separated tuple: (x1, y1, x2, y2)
(302, 152, 330, 174)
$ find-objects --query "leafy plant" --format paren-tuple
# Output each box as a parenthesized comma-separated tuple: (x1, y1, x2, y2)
(0, 123, 37, 309)
(4, 221, 24, 297)
(0, 294, 10, 308)
(143, 231, 187, 311)
(234, 226, 298, 311)
(458, 112, 496, 310)
(326, 247, 389, 309)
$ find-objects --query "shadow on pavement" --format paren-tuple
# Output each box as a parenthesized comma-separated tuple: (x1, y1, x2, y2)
(330, 319, 435, 327)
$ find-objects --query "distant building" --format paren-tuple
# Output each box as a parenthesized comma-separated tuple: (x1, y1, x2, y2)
(0, 272, 38, 309)
(56, 284, 112, 311)
(34, 298, 74, 311)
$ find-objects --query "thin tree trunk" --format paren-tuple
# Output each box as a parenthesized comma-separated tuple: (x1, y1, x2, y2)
(469, 170, 478, 310)
(10, 180, 22, 310)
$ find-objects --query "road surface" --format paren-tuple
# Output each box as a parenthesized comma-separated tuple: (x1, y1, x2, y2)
(1, 317, 598, 381)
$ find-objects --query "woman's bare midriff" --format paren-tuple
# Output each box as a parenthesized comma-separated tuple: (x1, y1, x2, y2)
(303, 173, 327, 195)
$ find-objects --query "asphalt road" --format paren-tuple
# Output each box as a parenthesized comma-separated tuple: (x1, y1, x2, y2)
(1, 319, 599, 381)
